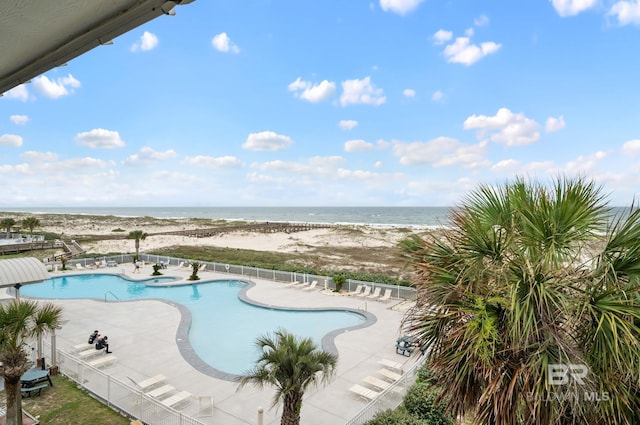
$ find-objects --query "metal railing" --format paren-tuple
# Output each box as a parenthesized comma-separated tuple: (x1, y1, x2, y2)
(64, 254, 417, 302)
(344, 358, 425, 425)
(42, 340, 207, 425)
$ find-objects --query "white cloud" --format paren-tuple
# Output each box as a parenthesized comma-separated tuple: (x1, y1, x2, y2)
(622, 139, 640, 156)
(10, 115, 29, 125)
(545, 115, 566, 132)
(474, 14, 490, 26)
(243, 131, 293, 151)
(288, 78, 336, 103)
(212, 32, 240, 54)
(338, 120, 358, 130)
(465, 28, 475, 37)
(59, 157, 107, 169)
(130, 31, 159, 52)
(344, 139, 374, 152)
(123, 147, 178, 165)
(432, 90, 444, 101)
(379, 0, 424, 15)
(374, 161, 383, 168)
(403, 88, 416, 97)
(392, 137, 490, 168)
(21, 151, 57, 161)
(3, 85, 29, 101)
(443, 37, 501, 66)
(33, 74, 81, 99)
(551, 0, 598, 17)
(340, 77, 386, 106)
(75, 128, 125, 149)
(609, 1, 640, 26)
(491, 159, 521, 172)
(0, 134, 23, 147)
(432, 29, 453, 45)
(184, 155, 244, 167)
(464, 108, 541, 146)
(564, 151, 609, 173)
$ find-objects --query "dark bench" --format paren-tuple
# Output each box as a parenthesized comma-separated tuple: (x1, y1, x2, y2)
(21, 384, 49, 397)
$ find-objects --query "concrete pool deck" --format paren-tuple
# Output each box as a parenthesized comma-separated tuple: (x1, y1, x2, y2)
(8, 263, 422, 425)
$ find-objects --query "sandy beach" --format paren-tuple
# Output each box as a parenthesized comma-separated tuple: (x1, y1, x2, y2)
(3, 212, 426, 275)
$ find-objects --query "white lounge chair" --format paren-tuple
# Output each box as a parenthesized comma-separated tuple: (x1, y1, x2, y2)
(303, 281, 318, 291)
(362, 375, 393, 391)
(357, 286, 372, 298)
(347, 284, 363, 296)
(72, 343, 92, 352)
(147, 384, 175, 398)
(199, 264, 207, 272)
(377, 358, 403, 371)
(378, 288, 392, 302)
(367, 287, 382, 300)
(77, 348, 102, 359)
(378, 368, 402, 382)
(349, 384, 381, 401)
(296, 280, 317, 290)
(131, 374, 166, 391)
(161, 390, 192, 408)
(88, 355, 117, 368)
(75, 263, 84, 270)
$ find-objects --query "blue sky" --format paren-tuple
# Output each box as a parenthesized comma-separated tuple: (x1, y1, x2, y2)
(2, 0, 640, 207)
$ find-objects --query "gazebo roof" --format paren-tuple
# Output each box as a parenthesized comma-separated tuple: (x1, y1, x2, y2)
(0, 257, 50, 288)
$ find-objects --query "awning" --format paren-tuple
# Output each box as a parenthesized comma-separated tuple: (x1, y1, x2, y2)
(0, 257, 50, 289)
(0, 0, 196, 94)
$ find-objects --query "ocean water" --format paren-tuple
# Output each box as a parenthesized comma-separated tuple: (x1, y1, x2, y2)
(4, 206, 454, 228)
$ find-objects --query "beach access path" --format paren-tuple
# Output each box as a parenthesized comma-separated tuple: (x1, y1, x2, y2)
(9, 263, 421, 425)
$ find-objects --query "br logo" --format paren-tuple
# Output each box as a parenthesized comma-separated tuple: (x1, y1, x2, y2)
(547, 364, 588, 386)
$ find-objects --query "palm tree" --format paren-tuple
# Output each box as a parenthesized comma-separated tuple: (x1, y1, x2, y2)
(21, 217, 40, 237)
(127, 230, 148, 259)
(0, 300, 63, 425)
(188, 262, 201, 281)
(238, 329, 338, 425)
(402, 176, 640, 425)
(0, 218, 16, 239)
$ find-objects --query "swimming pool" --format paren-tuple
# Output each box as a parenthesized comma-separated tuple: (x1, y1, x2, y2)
(21, 274, 368, 376)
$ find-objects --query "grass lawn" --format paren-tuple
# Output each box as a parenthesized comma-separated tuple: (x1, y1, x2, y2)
(3, 374, 131, 425)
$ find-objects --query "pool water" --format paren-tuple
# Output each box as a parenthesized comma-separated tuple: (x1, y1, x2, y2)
(21, 274, 366, 375)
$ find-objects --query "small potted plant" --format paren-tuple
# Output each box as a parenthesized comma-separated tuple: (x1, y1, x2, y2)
(333, 274, 346, 293)
(152, 264, 163, 276)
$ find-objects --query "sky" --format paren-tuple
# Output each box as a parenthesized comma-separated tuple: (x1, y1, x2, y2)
(1, 0, 640, 208)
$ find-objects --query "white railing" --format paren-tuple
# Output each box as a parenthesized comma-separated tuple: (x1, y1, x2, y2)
(344, 358, 425, 425)
(70, 254, 417, 301)
(42, 340, 208, 425)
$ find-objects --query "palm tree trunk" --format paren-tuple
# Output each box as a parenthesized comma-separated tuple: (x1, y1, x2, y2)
(135, 239, 140, 257)
(5, 375, 23, 425)
(281, 392, 303, 425)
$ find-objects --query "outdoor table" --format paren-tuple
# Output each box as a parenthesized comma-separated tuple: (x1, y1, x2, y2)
(21, 368, 53, 388)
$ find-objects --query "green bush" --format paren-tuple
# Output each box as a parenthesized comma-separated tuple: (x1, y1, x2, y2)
(363, 408, 423, 425)
(403, 382, 453, 425)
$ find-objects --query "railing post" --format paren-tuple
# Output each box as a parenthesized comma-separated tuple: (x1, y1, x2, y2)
(257, 406, 264, 425)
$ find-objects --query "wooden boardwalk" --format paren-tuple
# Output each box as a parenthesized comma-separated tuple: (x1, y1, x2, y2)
(152, 222, 332, 238)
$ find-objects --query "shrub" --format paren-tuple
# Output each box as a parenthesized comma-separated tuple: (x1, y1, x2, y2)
(363, 408, 423, 425)
(403, 382, 453, 425)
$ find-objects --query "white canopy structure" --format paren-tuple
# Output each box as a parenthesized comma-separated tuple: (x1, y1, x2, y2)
(0, 257, 49, 289)
(0, 0, 196, 94)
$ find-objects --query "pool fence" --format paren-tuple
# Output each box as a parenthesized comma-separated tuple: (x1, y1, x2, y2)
(65, 254, 417, 302)
(42, 339, 209, 425)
